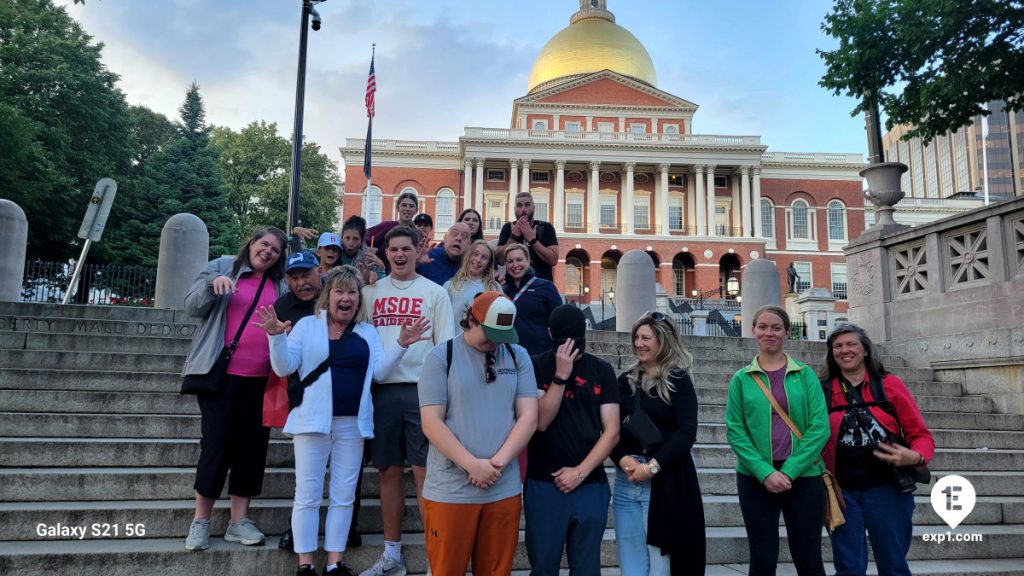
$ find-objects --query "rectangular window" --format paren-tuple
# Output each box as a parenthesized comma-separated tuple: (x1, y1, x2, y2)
(598, 122, 614, 133)
(630, 124, 646, 134)
(714, 176, 727, 188)
(486, 169, 505, 182)
(831, 264, 848, 300)
(761, 202, 775, 239)
(668, 174, 684, 186)
(565, 122, 581, 132)
(634, 196, 650, 230)
(669, 196, 683, 230)
(566, 193, 584, 228)
(794, 262, 812, 293)
(600, 194, 617, 228)
(485, 197, 505, 232)
(533, 196, 549, 221)
(531, 170, 550, 183)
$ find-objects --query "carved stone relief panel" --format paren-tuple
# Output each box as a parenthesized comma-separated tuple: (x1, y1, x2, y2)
(1012, 216, 1024, 276)
(891, 241, 928, 296)
(945, 224, 989, 287)
(848, 250, 880, 299)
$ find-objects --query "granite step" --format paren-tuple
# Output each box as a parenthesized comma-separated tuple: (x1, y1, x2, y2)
(0, 524, 1020, 574)
(0, 302, 182, 322)
(5, 437, 1021, 472)
(0, 350, 184, 373)
(3, 466, 1022, 502)
(4, 494, 1021, 543)
(0, 331, 193, 355)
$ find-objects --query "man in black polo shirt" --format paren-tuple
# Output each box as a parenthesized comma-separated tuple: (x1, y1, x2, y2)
(524, 305, 620, 576)
(496, 191, 559, 281)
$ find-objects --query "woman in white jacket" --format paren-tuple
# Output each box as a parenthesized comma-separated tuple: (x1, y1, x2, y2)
(256, 266, 430, 576)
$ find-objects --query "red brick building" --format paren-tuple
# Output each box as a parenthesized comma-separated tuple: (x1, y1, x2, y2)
(341, 1, 863, 315)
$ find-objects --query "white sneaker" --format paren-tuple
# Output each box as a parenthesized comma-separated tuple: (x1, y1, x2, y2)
(358, 553, 407, 576)
(224, 518, 265, 546)
(184, 519, 210, 551)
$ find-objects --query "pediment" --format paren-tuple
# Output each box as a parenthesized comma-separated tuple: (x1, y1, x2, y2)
(515, 70, 698, 111)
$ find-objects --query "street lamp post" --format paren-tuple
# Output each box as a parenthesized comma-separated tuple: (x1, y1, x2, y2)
(602, 288, 615, 326)
(287, 0, 325, 234)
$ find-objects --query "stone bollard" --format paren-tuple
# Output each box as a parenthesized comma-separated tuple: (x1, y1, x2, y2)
(0, 199, 28, 302)
(741, 258, 781, 335)
(615, 249, 657, 332)
(691, 310, 710, 336)
(155, 214, 209, 310)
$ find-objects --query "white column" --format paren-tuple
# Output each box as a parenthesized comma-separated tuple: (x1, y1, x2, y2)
(474, 158, 485, 215)
(520, 160, 531, 193)
(706, 165, 717, 237)
(740, 166, 752, 238)
(752, 166, 763, 238)
(588, 161, 600, 234)
(731, 171, 741, 237)
(554, 160, 566, 233)
(686, 169, 696, 235)
(694, 165, 706, 235)
(623, 162, 635, 234)
(518, 112, 527, 129)
(508, 159, 520, 221)
(463, 158, 473, 210)
(553, 114, 561, 130)
(658, 163, 670, 235)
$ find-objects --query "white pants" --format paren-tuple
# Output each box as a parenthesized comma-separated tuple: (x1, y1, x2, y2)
(292, 416, 364, 554)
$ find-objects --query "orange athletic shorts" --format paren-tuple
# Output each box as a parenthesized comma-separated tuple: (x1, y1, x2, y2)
(423, 495, 521, 576)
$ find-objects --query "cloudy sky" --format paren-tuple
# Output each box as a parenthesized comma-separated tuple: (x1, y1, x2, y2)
(59, 0, 868, 172)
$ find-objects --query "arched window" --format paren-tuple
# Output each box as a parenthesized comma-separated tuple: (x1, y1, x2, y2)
(827, 200, 847, 242)
(672, 259, 686, 295)
(396, 187, 421, 219)
(760, 198, 774, 239)
(364, 186, 383, 227)
(436, 189, 455, 230)
(791, 199, 809, 240)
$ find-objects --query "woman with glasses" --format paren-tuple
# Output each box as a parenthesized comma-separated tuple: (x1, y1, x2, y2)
(502, 243, 561, 356)
(820, 324, 933, 576)
(611, 312, 706, 576)
(725, 305, 829, 576)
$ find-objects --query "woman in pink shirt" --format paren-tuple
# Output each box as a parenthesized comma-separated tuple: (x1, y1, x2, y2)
(181, 227, 289, 552)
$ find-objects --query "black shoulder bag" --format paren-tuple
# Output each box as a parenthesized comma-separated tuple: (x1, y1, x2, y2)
(622, 386, 664, 455)
(180, 276, 267, 395)
(287, 321, 355, 409)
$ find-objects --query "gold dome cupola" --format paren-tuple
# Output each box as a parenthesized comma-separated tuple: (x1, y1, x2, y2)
(526, 0, 657, 93)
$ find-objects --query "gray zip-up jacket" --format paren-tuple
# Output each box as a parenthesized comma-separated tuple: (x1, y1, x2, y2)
(181, 256, 287, 377)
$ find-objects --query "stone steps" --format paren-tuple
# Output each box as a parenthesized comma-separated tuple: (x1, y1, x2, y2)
(0, 331, 193, 355)
(0, 388, 992, 417)
(0, 524, 1021, 575)
(4, 465, 1023, 503)
(4, 494, 1022, 543)
(0, 302, 180, 322)
(4, 437, 1021, 472)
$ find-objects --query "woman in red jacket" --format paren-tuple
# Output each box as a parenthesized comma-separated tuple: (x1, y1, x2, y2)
(821, 324, 935, 576)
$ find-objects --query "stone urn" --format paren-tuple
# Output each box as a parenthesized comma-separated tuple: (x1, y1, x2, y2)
(861, 162, 908, 228)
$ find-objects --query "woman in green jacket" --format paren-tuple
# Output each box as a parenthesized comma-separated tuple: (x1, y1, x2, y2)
(725, 305, 829, 576)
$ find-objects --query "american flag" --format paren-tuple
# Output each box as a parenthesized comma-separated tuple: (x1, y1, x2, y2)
(364, 49, 375, 179)
(365, 53, 376, 119)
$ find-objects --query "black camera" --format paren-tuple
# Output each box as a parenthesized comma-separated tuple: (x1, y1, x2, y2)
(891, 466, 918, 494)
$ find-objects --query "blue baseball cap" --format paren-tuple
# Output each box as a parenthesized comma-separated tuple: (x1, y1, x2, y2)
(285, 250, 319, 273)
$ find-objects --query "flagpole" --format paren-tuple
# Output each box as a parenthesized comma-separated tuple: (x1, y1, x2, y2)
(363, 44, 376, 215)
(287, 0, 314, 235)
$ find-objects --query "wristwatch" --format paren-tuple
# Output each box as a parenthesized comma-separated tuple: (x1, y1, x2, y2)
(528, 238, 539, 245)
(648, 459, 661, 475)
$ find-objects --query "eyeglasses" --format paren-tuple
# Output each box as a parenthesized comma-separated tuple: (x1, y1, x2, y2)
(485, 352, 497, 383)
(643, 311, 668, 322)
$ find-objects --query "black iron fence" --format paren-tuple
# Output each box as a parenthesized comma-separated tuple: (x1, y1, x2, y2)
(22, 261, 157, 306)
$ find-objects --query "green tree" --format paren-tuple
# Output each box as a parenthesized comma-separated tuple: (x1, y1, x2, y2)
(819, 0, 1024, 143)
(211, 122, 341, 240)
(120, 84, 238, 266)
(0, 0, 132, 260)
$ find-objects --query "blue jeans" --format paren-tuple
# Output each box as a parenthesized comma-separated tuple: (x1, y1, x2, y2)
(613, 464, 671, 576)
(830, 483, 914, 576)
(524, 479, 610, 576)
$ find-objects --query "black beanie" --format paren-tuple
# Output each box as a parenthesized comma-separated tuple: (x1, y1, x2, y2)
(548, 304, 587, 340)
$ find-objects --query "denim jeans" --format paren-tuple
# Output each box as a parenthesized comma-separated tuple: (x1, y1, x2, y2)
(613, 462, 671, 576)
(830, 483, 914, 576)
(524, 479, 610, 576)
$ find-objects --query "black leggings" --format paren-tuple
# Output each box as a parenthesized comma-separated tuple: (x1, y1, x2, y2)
(737, 473, 826, 576)
(194, 374, 272, 498)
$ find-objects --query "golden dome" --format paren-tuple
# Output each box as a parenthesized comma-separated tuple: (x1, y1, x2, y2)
(527, 12, 657, 93)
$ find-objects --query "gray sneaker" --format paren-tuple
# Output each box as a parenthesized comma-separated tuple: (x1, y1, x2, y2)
(224, 518, 265, 546)
(184, 519, 210, 551)
(358, 553, 406, 576)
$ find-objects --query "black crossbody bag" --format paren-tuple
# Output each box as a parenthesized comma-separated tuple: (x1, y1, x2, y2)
(180, 276, 267, 395)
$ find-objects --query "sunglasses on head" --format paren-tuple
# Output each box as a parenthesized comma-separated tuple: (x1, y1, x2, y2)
(643, 311, 668, 322)
(485, 352, 497, 384)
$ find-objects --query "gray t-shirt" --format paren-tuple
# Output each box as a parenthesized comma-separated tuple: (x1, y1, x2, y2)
(418, 335, 537, 504)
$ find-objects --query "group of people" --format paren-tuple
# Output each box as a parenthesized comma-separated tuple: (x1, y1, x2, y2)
(178, 191, 933, 576)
